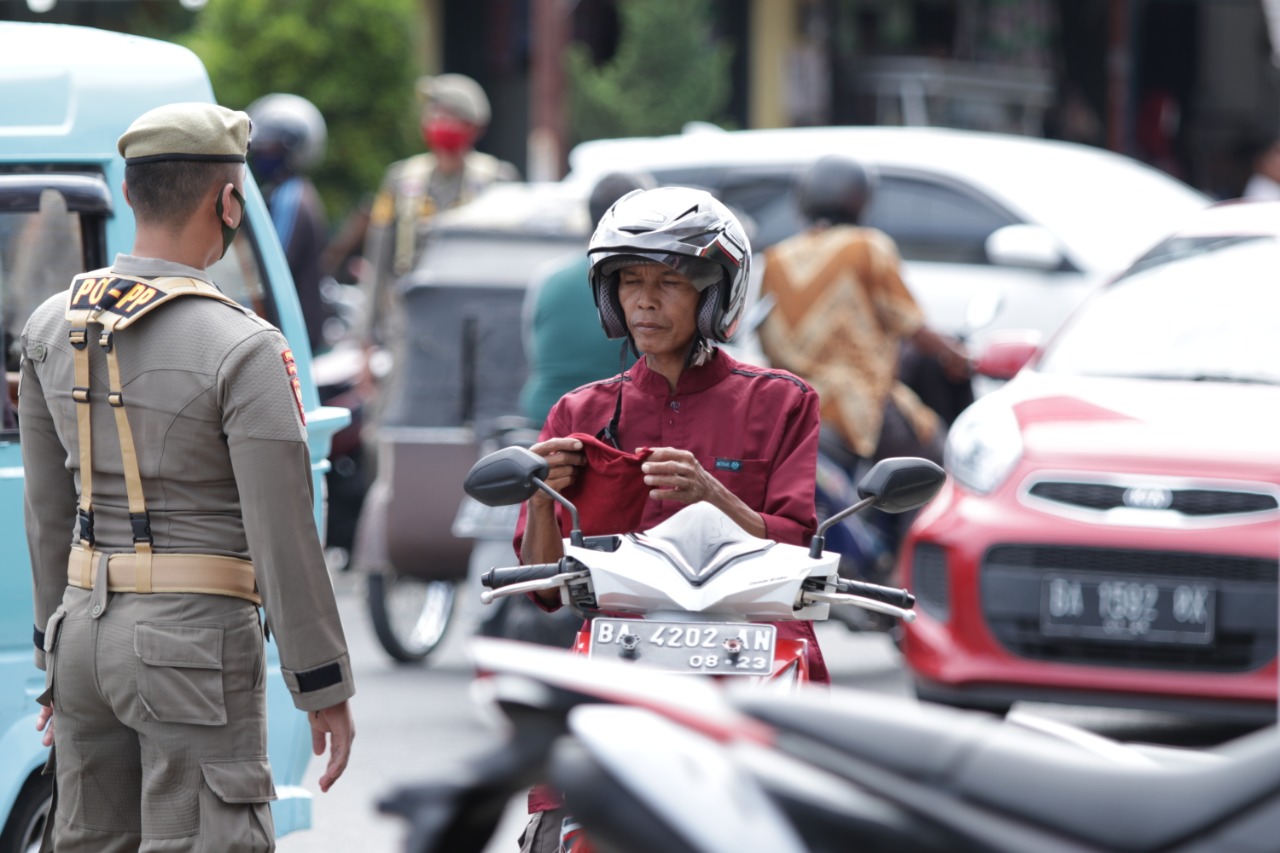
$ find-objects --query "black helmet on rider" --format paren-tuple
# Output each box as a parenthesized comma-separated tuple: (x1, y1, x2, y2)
(588, 186, 750, 344)
(796, 154, 874, 226)
(245, 93, 327, 186)
(588, 171, 656, 229)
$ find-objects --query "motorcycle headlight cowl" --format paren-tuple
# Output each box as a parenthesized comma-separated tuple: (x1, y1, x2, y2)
(944, 399, 1023, 495)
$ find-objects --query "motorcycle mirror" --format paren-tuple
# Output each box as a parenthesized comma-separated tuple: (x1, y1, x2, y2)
(463, 446, 585, 546)
(809, 457, 945, 558)
(464, 447, 550, 506)
(857, 457, 946, 514)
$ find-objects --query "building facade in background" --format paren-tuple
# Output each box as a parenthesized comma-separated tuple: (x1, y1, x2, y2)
(424, 0, 1279, 199)
(2, 0, 1276, 199)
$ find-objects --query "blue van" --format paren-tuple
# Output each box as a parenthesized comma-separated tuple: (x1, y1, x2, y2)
(0, 22, 349, 849)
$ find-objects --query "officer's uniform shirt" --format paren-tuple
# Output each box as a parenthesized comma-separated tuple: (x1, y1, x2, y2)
(359, 150, 519, 349)
(20, 253, 353, 711)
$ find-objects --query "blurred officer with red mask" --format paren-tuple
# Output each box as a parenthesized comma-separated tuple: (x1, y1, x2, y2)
(358, 73, 519, 350)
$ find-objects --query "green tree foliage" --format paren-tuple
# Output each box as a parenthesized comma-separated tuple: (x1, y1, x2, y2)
(565, 0, 734, 142)
(183, 0, 422, 221)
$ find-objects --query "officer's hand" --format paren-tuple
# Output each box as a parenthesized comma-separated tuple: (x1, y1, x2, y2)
(643, 448, 719, 506)
(527, 437, 586, 505)
(310, 700, 355, 793)
(36, 705, 53, 748)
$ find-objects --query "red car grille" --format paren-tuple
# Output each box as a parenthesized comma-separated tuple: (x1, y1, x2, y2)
(979, 545, 1277, 671)
(1027, 482, 1278, 517)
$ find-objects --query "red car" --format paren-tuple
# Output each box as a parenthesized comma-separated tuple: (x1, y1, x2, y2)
(902, 201, 1280, 721)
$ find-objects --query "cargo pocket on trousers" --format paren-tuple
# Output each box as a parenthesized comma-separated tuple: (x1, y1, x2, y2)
(198, 758, 276, 853)
(40, 607, 68, 707)
(135, 623, 227, 725)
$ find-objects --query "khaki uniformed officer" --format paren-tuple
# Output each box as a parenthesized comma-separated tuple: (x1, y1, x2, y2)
(19, 102, 355, 852)
(358, 73, 519, 350)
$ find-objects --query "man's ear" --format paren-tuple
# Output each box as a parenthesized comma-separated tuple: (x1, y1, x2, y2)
(122, 180, 132, 208)
(218, 183, 238, 225)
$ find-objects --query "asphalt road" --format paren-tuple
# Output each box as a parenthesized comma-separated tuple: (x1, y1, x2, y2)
(276, 539, 1268, 853)
(274, 554, 502, 853)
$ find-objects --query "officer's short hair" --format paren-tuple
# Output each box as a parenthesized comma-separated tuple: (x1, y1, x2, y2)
(125, 160, 242, 228)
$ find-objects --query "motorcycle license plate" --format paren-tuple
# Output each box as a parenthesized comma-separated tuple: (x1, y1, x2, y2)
(588, 618, 776, 675)
(1040, 574, 1215, 644)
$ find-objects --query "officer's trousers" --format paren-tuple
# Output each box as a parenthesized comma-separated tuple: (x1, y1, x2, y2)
(43, 579, 276, 852)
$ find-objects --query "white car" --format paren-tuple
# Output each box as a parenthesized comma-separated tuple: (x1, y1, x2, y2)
(565, 125, 1211, 350)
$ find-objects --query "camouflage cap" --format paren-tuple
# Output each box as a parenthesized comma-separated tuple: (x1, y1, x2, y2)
(416, 73, 490, 126)
(118, 102, 252, 165)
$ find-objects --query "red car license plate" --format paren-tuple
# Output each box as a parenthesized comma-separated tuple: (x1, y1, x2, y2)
(588, 618, 776, 675)
(1040, 574, 1215, 644)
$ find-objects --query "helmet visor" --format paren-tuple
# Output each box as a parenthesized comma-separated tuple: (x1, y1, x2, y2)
(595, 252, 723, 292)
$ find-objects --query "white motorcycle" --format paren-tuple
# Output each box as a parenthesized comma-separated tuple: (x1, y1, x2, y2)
(379, 448, 946, 852)
(468, 447, 944, 687)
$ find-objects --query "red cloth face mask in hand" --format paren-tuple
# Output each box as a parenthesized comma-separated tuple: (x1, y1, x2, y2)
(556, 432, 654, 537)
(422, 115, 476, 155)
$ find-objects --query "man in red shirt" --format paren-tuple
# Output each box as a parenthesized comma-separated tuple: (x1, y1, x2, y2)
(512, 186, 822, 853)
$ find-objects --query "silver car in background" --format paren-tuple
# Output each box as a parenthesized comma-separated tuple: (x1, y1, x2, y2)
(565, 125, 1212, 352)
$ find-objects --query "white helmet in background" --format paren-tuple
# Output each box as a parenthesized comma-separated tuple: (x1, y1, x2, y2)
(246, 93, 328, 177)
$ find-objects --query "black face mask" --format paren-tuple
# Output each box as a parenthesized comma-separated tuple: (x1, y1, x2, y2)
(214, 186, 245, 260)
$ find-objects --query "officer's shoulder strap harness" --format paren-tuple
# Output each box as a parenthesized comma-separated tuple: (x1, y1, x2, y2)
(63, 270, 261, 605)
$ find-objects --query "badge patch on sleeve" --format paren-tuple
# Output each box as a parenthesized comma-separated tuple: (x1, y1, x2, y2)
(369, 190, 394, 227)
(282, 349, 306, 425)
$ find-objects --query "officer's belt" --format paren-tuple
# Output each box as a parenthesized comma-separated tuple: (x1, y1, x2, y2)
(67, 546, 261, 605)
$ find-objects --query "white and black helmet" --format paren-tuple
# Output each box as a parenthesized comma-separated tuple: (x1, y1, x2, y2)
(588, 186, 750, 344)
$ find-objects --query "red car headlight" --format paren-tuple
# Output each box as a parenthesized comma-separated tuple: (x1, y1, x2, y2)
(945, 397, 1023, 495)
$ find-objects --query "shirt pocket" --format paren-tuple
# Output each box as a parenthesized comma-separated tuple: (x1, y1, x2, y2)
(134, 622, 226, 726)
(701, 456, 771, 513)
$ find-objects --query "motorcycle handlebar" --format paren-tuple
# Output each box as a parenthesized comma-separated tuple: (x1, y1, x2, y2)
(836, 579, 915, 610)
(481, 563, 565, 590)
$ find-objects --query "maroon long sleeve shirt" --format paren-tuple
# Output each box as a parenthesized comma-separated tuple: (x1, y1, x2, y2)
(513, 349, 825, 812)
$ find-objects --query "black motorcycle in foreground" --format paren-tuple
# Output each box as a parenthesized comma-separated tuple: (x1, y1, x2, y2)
(385, 632, 1280, 853)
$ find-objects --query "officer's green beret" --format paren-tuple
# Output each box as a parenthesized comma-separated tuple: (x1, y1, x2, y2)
(118, 102, 251, 166)
(416, 74, 490, 126)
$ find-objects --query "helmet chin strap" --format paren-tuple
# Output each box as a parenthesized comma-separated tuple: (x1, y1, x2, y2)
(598, 339, 635, 451)
(598, 377, 625, 451)
(684, 333, 712, 368)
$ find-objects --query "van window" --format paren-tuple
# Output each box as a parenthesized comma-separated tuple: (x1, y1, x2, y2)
(0, 193, 90, 372)
(864, 176, 1015, 264)
(0, 206, 279, 374)
(0, 176, 279, 437)
(0, 178, 110, 434)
